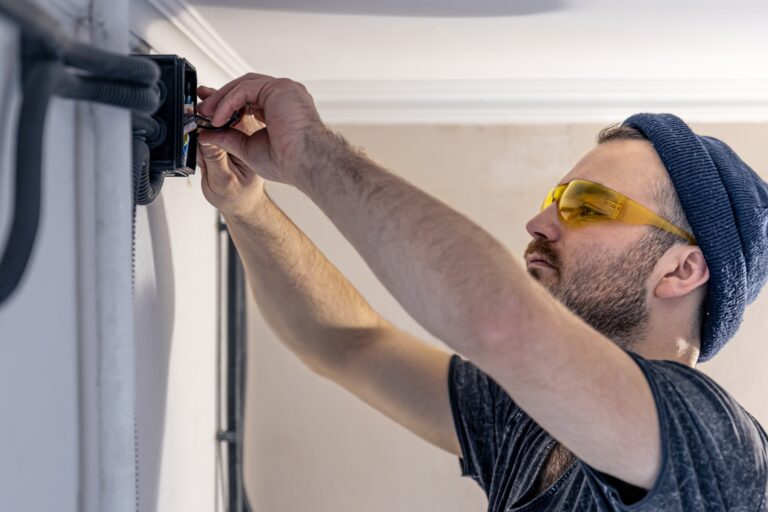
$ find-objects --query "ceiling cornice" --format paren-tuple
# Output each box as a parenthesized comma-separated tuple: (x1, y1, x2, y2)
(306, 79, 768, 124)
(145, 0, 250, 78)
(143, 1, 768, 124)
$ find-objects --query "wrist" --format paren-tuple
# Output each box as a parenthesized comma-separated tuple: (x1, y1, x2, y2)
(293, 126, 357, 198)
(222, 187, 273, 227)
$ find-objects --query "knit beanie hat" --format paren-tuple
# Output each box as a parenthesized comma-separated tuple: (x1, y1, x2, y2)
(624, 113, 768, 361)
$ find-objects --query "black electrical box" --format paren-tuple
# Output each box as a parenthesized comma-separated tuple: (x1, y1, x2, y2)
(143, 55, 198, 177)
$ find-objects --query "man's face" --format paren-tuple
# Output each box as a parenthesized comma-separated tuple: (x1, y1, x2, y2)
(524, 140, 669, 349)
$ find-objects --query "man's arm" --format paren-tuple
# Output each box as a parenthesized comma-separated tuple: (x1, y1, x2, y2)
(195, 86, 460, 455)
(198, 76, 662, 489)
(224, 197, 459, 455)
(296, 134, 661, 489)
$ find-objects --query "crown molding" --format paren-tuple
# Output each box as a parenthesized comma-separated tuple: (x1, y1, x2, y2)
(306, 79, 768, 125)
(130, 0, 768, 125)
(144, 0, 250, 78)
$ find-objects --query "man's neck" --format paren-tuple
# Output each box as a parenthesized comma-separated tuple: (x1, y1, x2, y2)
(627, 335, 699, 367)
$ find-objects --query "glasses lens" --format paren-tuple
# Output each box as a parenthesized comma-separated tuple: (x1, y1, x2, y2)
(541, 185, 565, 212)
(558, 181, 622, 223)
(541, 189, 553, 211)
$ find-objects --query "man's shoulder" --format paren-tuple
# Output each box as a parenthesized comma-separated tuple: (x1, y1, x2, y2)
(629, 352, 768, 457)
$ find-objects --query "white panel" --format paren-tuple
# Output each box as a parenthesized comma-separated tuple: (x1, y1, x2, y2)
(130, 2, 223, 510)
(132, 179, 220, 512)
(0, 14, 79, 512)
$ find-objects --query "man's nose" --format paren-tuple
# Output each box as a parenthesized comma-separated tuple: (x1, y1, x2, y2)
(525, 205, 562, 242)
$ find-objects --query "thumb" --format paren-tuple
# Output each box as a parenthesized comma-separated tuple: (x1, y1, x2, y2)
(197, 139, 226, 162)
(198, 128, 249, 162)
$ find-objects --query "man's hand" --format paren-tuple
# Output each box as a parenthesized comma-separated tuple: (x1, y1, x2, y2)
(196, 85, 269, 218)
(196, 75, 330, 191)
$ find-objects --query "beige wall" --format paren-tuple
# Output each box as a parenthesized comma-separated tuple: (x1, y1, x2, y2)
(244, 123, 768, 511)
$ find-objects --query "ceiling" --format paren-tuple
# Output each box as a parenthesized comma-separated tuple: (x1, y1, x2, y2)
(137, 0, 768, 123)
(186, 0, 566, 17)
(186, 0, 768, 82)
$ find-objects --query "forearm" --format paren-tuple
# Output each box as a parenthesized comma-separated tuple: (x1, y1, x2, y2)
(298, 131, 529, 358)
(224, 192, 387, 373)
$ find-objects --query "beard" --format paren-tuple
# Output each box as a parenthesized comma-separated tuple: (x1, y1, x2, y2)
(525, 232, 667, 350)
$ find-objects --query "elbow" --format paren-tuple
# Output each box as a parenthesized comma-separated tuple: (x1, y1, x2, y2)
(466, 294, 534, 361)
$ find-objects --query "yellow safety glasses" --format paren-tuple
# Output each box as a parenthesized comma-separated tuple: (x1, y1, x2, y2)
(541, 179, 697, 245)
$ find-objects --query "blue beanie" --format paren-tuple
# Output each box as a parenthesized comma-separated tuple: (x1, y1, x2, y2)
(623, 113, 768, 361)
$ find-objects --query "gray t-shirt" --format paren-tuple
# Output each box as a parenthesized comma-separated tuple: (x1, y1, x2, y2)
(449, 352, 768, 511)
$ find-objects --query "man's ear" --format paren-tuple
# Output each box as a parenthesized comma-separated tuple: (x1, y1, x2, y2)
(653, 245, 710, 299)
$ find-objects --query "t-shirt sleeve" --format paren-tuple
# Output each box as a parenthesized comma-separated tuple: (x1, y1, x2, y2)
(581, 352, 768, 511)
(448, 354, 517, 494)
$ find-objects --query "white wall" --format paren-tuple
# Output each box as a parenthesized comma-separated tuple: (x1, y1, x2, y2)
(0, 1, 237, 509)
(243, 123, 768, 511)
(0, 1, 133, 510)
(130, 2, 237, 511)
(0, 14, 80, 511)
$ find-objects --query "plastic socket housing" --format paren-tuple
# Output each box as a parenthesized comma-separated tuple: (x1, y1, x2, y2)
(142, 54, 197, 177)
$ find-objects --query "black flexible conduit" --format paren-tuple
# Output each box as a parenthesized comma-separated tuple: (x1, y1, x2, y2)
(221, 231, 253, 512)
(132, 113, 165, 205)
(0, 0, 160, 305)
(0, 60, 63, 306)
(0, 0, 158, 84)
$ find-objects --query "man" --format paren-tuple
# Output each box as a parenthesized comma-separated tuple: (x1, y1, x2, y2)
(196, 75, 768, 510)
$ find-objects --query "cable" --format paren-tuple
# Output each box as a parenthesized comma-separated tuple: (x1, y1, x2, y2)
(0, 1, 161, 305)
(64, 42, 159, 85)
(0, 61, 64, 304)
(0, 0, 158, 87)
(0, 0, 63, 55)
(132, 135, 164, 206)
(132, 112, 166, 149)
(58, 73, 160, 114)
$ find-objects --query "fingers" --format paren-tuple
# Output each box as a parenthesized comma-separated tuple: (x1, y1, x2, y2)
(197, 73, 275, 120)
(211, 76, 285, 127)
(198, 128, 250, 163)
(234, 112, 265, 136)
(197, 85, 217, 101)
(197, 141, 230, 179)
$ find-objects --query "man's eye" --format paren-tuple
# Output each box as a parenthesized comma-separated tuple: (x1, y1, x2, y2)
(578, 205, 606, 218)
